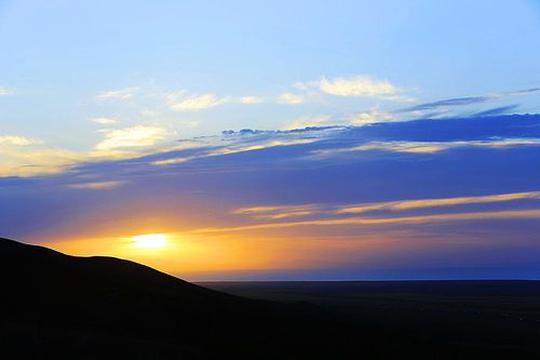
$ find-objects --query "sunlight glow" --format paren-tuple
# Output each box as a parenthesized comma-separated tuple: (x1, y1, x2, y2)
(131, 233, 168, 249)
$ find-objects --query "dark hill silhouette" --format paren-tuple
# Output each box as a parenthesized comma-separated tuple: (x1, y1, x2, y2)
(1, 238, 346, 359)
(1, 238, 536, 359)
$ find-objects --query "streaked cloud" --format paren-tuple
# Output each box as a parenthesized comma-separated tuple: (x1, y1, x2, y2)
(240, 96, 265, 104)
(278, 92, 305, 104)
(233, 191, 540, 221)
(401, 96, 489, 113)
(96, 87, 139, 101)
(193, 209, 540, 234)
(399, 87, 540, 114)
(285, 115, 332, 129)
(67, 180, 127, 190)
(167, 92, 225, 111)
(0, 135, 42, 146)
(0, 87, 14, 96)
(95, 125, 167, 150)
(234, 205, 319, 220)
(349, 109, 394, 125)
(336, 191, 540, 214)
(90, 117, 117, 125)
(0, 147, 82, 177)
(140, 109, 161, 117)
(318, 75, 397, 97)
(313, 138, 540, 157)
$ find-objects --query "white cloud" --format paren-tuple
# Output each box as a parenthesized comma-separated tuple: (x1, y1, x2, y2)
(141, 109, 160, 117)
(336, 191, 540, 214)
(0, 87, 14, 96)
(0, 135, 42, 146)
(240, 96, 265, 104)
(285, 115, 332, 129)
(0, 147, 82, 177)
(278, 92, 304, 104)
(95, 125, 167, 150)
(96, 87, 139, 101)
(313, 138, 540, 157)
(319, 76, 396, 97)
(90, 117, 117, 125)
(349, 109, 394, 125)
(167, 92, 225, 112)
(68, 180, 127, 190)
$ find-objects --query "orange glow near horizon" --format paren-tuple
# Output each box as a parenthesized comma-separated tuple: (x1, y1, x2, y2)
(131, 233, 168, 249)
(41, 225, 407, 281)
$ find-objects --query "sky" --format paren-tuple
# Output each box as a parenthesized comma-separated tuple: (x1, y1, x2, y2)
(1, 0, 540, 280)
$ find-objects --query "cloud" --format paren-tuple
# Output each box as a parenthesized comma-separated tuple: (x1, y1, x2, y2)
(4, 114, 540, 180)
(167, 92, 225, 111)
(401, 96, 490, 113)
(499, 88, 540, 97)
(90, 117, 117, 125)
(234, 205, 318, 219)
(96, 87, 139, 101)
(0, 87, 14, 96)
(151, 156, 196, 166)
(472, 105, 520, 117)
(399, 87, 540, 114)
(285, 115, 332, 129)
(141, 109, 161, 117)
(336, 191, 540, 214)
(240, 96, 265, 104)
(313, 138, 540, 157)
(0, 147, 82, 177)
(0, 135, 42, 146)
(231, 191, 540, 221)
(278, 92, 304, 104)
(67, 180, 127, 190)
(348, 109, 394, 125)
(317, 76, 397, 97)
(193, 209, 540, 233)
(95, 125, 167, 151)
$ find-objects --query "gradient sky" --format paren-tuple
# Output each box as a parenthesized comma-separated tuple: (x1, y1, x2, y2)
(1, 1, 540, 280)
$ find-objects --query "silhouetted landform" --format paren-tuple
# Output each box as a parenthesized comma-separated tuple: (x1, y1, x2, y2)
(1, 238, 539, 359)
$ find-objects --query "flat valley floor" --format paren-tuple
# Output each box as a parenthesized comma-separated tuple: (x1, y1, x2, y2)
(201, 280, 540, 356)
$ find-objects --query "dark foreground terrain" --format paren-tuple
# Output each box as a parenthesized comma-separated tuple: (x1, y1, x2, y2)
(1, 238, 539, 359)
(203, 281, 540, 356)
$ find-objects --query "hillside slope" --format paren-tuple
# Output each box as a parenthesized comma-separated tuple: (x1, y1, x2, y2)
(0, 238, 318, 359)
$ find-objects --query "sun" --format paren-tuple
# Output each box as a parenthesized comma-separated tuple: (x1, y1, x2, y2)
(131, 233, 168, 249)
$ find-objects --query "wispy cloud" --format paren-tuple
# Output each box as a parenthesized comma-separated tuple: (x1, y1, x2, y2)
(0, 147, 82, 177)
(95, 125, 167, 151)
(90, 117, 118, 125)
(293, 75, 398, 100)
(318, 76, 397, 97)
(234, 205, 319, 219)
(0, 87, 14, 96)
(401, 96, 490, 113)
(285, 115, 332, 129)
(348, 109, 394, 125)
(67, 180, 127, 190)
(313, 138, 540, 157)
(472, 105, 520, 117)
(96, 87, 139, 101)
(278, 92, 305, 104)
(194, 209, 540, 233)
(240, 96, 265, 104)
(167, 92, 226, 111)
(0, 135, 42, 146)
(336, 191, 540, 214)
(233, 191, 540, 221)
(399, 88, 540, 114)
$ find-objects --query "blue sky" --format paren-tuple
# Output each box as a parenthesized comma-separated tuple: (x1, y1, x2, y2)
(1, 1, 540, 280)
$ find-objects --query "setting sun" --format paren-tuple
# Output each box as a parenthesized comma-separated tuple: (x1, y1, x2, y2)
(131, 233, 168, 249)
